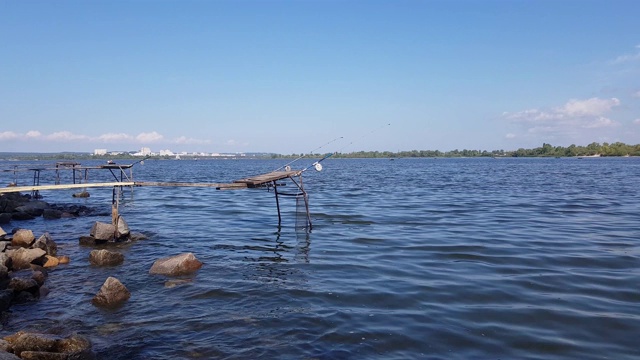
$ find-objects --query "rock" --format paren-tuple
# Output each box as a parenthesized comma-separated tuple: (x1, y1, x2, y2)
(13, 291, 37, 303)
(0, 241, 10, 251)
(42, 209, 62, 220)
(57, 334, 92, 354)
(57, 255, 70, 264)
(149, 253, 203, 276)
(32, 270, 47, 286)
(89, 222, 115, 241)
(78, 236, 106, 246)
(6, 248, 46, 270)
(0, 213, 11, 224)
(39, 285, 50, 298)
(11, 229, 35, 248)
(11, 212, 35, 221)
(0, 351, 21, 360)
(0, 339, 13, 352)
(8, 277, 39, 295)
(115, 216, 130, 238)
(91, 277, 130, 308)
(33, 233, 57, 256)
(0, 264, 8, 279)
(129, 232, 148, 241)
(9, 333, 58, 356)
(72, 191, 90, 198)
(0, 289, 14, 312)
(19, 351, 66, 360)
(88, 250, 124, 266)
(0, 253, 12, 268)
(0, 226, 6, 238)
(164, 279, 192, 288)
(43, 256, 59, 268)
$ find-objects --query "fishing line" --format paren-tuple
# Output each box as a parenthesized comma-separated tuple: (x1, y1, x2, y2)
(335, 123, 391, 154)
(274, 136, 344, 172)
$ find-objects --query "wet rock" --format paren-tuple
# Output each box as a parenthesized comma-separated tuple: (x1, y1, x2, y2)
(164, 279, 192, 288)
(129, 232, 148, 241)
(8, 333, 57, 356)
(39, 285, 50, 298)
(89, 222, 115, 241)
(42, 209, 62, 220)
(0, 226, 6, 238)
(19, 351, 67, 360)
(33, 233, 57, 256)
(32, 270, 47, 286)
(78, 236, 106, 246)
(149, 253, 203, 276)
(11, 229, 35, 248)
(0, 253, 12, 268)
(72, 191, 90, 198)
(57, 334, 92, 354)
(0, 289, 14, 312)
(0, 213, 11, 224)
(11, 212, 35, 221)
(115, 216, 130, 238)
(57, 256, 70, 265)
(0, 264, 8, 279)
(12, 291, 36, 303)
(0, 339, 13, 352)
(8, 277, 39, 295)
(42, 256, 59, 268)
(88, 250, 124, 266)
(6, 248, 46, 270)
(91, 277, 130, 308)
(0, 351, 21, 359)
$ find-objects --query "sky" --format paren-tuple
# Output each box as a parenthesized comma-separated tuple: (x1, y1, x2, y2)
(1, 0, 639, 154)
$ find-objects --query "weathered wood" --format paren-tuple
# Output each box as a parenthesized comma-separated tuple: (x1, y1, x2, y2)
(0, 182, 136, 194)
(234, 171, 301, 186)
(135, 181, 247, 189)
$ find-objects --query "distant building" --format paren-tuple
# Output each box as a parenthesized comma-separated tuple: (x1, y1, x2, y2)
(159, 149, 174, 156)
(94, 149, 107, 156)
(133, 147, 152, 156)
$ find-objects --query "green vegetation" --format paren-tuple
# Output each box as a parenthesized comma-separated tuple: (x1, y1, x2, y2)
(2, 142, 640, 161)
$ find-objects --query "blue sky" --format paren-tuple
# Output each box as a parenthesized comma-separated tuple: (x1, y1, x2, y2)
(1, 0, 639, 154)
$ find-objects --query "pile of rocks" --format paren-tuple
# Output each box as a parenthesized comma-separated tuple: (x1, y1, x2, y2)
(0, 192, 98, 223)
(0, 331, 94, 360)
(0, 227, 68, 311)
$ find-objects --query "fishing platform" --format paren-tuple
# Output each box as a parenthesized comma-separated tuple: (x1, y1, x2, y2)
(0, 161, 316, 229)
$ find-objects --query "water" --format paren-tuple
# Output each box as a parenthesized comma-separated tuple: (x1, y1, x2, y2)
(0, 157, 639, 359)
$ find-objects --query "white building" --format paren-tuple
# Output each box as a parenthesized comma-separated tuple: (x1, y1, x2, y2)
(94, 149, 107, 156)
(133, 147, 152, 156)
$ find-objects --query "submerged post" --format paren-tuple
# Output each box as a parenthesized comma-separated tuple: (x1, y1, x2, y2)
(273, 180, 282, 227)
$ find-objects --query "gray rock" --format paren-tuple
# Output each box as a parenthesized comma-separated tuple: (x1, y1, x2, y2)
(0, 351, 21, 360)
(11, 212, 35, 220)
(72, 191, 90, 198)
(0, 226, 5, 238)
(92, 277, 130, 308)
(89, 222, 115, 241)
(8, 277, 39, 295)
(11, 229, 35, 248)
(42, 209, 62, 220)
(33, 233, 57, 256)
(88, 250, 124, 266)
(115, 216, 130, 238)
(78, 236, 106, 246)
(8, 333, 57, 357)
(57, 334, 92, 354)
(6, 248, 46, 270)
(0, 289, 14, 312)
(0, 213, 11, 224)
(149, 253, 203, 276)
(129, 232, 148, 241)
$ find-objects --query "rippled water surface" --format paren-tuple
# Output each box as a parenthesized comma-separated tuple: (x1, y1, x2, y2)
(1, 157, 639, 359)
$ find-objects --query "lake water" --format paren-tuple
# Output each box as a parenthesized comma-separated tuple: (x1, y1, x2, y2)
(0, 157, 639, 359)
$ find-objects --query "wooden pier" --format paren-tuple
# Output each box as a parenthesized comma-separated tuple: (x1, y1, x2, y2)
(0, 163, 313, 229)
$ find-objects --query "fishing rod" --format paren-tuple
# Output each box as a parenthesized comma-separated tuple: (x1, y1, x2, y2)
(274, 136, 344, 172)
(299, 123, 391, 173)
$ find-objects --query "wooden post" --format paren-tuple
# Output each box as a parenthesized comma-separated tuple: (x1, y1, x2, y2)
(112, 187, 120, 239)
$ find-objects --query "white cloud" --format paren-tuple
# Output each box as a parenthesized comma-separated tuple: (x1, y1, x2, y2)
(611, 45, 640, 64)
(585, 117, 618, 129)
(634, 119, 640, 125)
(136, 131, 164, 143)
(173, 136, 211, 145)
(505, 133, 516, 139)
(46, 131, 90, 141)
(97, 133, 133, 142)
(0, 131, 19, 140)
(557, 98, 620, 117)
(25, 131, 42, 138)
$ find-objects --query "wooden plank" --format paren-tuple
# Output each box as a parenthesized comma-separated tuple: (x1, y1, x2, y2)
(134, 181, 247, 189)
(0, 182, 135, 194)
(234, 171, 301, 186)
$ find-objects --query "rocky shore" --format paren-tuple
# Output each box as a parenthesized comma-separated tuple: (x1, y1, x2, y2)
(0, 192, 203, 359)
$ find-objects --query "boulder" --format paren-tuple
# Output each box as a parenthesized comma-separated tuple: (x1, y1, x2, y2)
(6, 248, 46, 270)
(78, 236, 106, 246)
(57, 256, 70, 265)
(0, 351, 20, 360)
(88, 250, 124, 266)
(72, 191, 90, 198)
(8, 277, 39, 295)
(17, 351, 66, 359)
(32, 270, 47, 286)
(8, 333, 57, 356)
(0, 226, 6, 238)
(0, 289, 14, 312)
(115, 216, 130, 238)
(0, 213, 11, 224)
(11, 212, 35, 221)
(129, 232, 148, 241)
(149, 253, 203, 276)
(91, 277, 130, 308)
(42, 209, 62, 220)
(42, 256, 60, 268)
(33, 233, 57, 256)
(57, 334, 92, 354)
(89, 222, 115, 241)
(11, 229, 35, 248)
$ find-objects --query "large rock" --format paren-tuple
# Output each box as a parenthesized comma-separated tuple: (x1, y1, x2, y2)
(4, 332, 93, 359)
(0, 213, 11, 224)
(9, 333, 57, 357)
(8, 277, 39, 295)
(6, 248, 46, 270)
(115, 216, 130, 238)
(33, 232, 57, 256)
(11, 229, 35, 248)
(149, 253, 203, 276)
(92, 277, 130, 308)
(0, 289, 14, 312)
(43, 255, 60, 268)
(89, 222, 115, 241)
(0, 351, 20, 360)
(78, 236, 106, 246)
(42, 209, 63, 220)
(88, 250, 124, 266)
(0, 226, 6, 238)
(11, 212, 35, 221)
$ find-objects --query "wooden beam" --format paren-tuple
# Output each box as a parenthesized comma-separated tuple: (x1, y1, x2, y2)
(0, 182, 135, 194)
